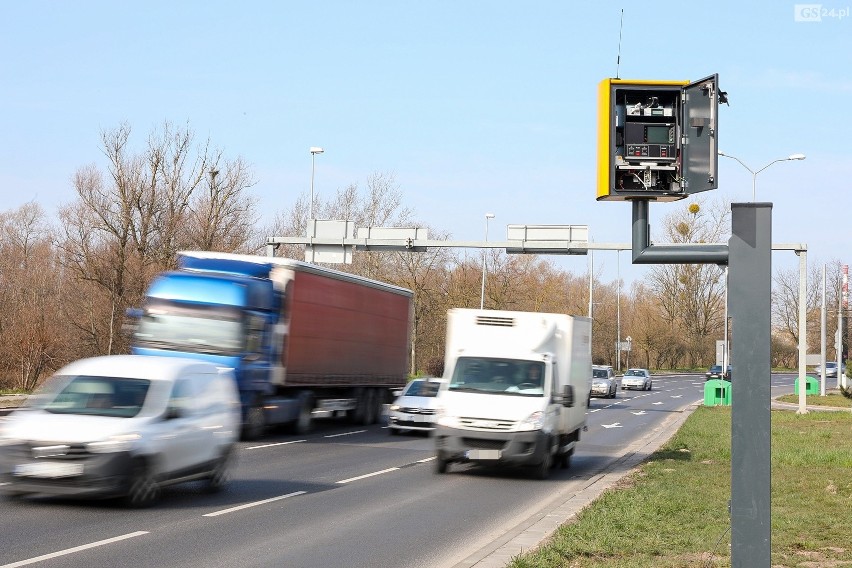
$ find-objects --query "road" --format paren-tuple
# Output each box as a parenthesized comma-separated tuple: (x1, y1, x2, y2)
(1, 375, 715, 568)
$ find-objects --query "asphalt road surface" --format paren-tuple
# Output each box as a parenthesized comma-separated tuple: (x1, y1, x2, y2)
(0, 375, 724, 568)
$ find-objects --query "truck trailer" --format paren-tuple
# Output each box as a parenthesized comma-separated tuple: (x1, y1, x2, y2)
(434, 308, 592, 479)
(129, 251, 413, 439)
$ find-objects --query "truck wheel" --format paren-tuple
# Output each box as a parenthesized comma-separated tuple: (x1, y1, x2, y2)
(535, 451, 552, 480)
(124, 458, 160, 508)
(559, 447, 574, 469)
(362, 389, 377, 425)
(242, 401, 266, 441)
(435, 455, 449, 474)
(292, 396, 313, 434)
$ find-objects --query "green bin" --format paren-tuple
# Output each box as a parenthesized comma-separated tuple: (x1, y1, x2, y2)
(793, 375, 820, 396)
(704, 379, 732, 406)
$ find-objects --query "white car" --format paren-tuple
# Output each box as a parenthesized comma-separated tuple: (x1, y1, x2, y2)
(388, 378, 445, 435)
(621, 368, 653, 391)
(0, 355, 241, 507)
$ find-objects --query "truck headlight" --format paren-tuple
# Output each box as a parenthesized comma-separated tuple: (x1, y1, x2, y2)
(87, 433, 141, 453)
(517, 411, 544, 432)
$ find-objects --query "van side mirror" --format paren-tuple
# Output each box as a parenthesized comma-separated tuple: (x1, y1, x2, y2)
(562, 385, 575, 408)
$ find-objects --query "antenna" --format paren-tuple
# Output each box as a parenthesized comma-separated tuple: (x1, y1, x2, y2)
(616, 9, 624, 79)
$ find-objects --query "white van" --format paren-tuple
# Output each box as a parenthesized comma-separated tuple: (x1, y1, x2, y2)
(0, 355, 240, 506)
(434, 309, 592, 479)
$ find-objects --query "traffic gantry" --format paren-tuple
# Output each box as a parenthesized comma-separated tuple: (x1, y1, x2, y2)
(597, 75, 725, 202)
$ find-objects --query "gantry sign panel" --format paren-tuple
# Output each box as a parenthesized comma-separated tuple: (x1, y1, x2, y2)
(597, 74, 721, 202)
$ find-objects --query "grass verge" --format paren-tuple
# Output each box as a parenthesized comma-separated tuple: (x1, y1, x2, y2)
(776, 392, 852, 408)
(508, 407, 852, 567)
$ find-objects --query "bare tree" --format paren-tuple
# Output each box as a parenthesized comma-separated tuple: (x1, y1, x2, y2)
(56, 122, 257, 356)
(0, 203, 68, 389)
(646, 199, 729, 367)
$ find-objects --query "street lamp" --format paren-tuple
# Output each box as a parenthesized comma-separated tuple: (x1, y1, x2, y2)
(718, 151, 805, 201)
(309, 147, 324, 219)
(480, 213, 495, 310)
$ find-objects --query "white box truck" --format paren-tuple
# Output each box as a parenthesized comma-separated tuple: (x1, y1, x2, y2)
(434, 309, 592, 479)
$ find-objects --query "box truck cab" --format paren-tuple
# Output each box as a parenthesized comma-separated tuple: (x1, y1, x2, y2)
(434, 309, 591, 479)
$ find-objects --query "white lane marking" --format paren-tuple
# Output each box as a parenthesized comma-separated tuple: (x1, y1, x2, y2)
(0, 482, 9, 487)
(417, 456, 436, 463)
(631, 411, 647, 416)
(203, 491, 306, 517)
(337, 467, 399, 484)
(0, 531, 149, 568)
(671, 395, 683, 399)
(324, 430, 367, 438)
(589, 408, 602, 413)
(246, 440, 306, 450)
(602, 423, 622, 429)
(653, 402, 664, 405)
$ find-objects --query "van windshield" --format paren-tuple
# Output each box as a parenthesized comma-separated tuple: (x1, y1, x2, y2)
(32, 375, 151, 418)
(448, 357, 544, 397)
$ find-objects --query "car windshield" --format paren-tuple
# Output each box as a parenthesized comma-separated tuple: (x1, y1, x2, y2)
(448, 357, 544, 397)
(593, 369, 610, 378)
(404, 380, 441, 397)
(709, 366, 722, 372)
(30, 375, 151, 418)
(625, 370, 645, 376)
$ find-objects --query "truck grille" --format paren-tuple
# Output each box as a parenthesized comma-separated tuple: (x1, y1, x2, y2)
(461, 438, 507, 450)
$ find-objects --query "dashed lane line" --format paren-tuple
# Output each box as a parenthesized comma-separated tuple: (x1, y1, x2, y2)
(245, 440, 306, 450)
(203, 491, 307, 517)
(0, 531, 149, 568)
(337, 467, 400, 484)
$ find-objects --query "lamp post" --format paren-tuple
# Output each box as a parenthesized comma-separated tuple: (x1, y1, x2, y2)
(309, 146, 324, 219)
(480, 213, 495, 310)
(718, 151, 805, 201)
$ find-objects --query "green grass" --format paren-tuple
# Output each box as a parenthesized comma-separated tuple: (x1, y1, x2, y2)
(776, 392, 852, 408)
(508, 407, 852, 567)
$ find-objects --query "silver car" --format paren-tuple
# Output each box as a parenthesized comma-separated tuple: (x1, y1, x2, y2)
(591, 366, 617, 398)
(621, 368, 652, 391)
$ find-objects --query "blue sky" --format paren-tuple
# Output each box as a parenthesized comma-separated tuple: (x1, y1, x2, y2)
(2, 1, 850, 286)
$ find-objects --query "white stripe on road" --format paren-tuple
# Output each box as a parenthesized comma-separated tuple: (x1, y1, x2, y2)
(417, 456, 436, 463)
(203, 491, 306, 517)
(246, 440, 306, 450)
(0, 531, 149, 568)
(324, 430, 367, 438)
(337, 467, 399, 484)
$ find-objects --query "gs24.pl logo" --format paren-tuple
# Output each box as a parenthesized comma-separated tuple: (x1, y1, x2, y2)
(794, 4, 850, 21)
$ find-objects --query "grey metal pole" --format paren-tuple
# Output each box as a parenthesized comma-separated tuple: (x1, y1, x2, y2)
(616, 250, 621, 372)
(310, 152, 316, 220)
(797, 250, 808, 414)
(821, 265, 826, 396)
(729, 202, 772, 567)
(480, 214, 493, 310)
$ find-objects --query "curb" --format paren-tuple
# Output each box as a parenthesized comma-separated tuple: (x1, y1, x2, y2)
(454, 399, 702, 568)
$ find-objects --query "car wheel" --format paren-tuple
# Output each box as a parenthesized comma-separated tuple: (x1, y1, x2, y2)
(389, 426, 399, 436)
(124, 458, 160, 508)
(205, 449, 235, 493)
(648, 381, 652, 391)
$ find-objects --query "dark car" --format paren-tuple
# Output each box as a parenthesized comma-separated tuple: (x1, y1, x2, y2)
(705, 365, 731, 381)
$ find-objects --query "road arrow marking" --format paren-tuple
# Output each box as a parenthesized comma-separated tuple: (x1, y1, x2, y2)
(671, 395, 683, 399)
(602, 423, 622, 429)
